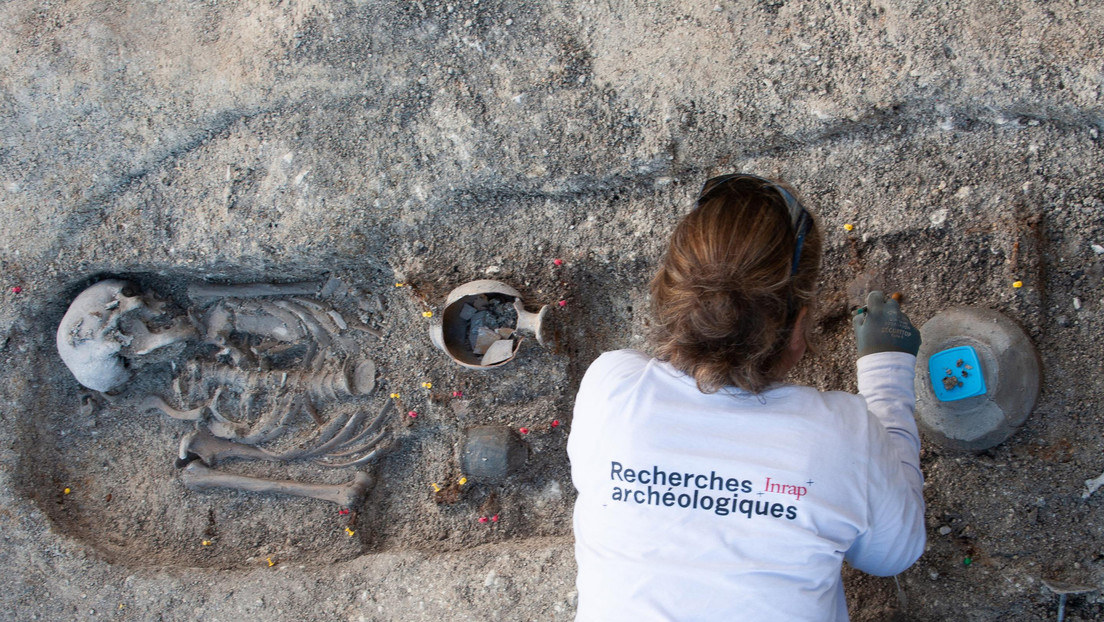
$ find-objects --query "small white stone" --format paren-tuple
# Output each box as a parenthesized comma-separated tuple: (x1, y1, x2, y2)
(938, 525, 952, 536)
(1091, 243, 1104, 255)
(929, 209, 948, 226)
(484, 265, 502, 275)
(1073, 297, 1082, 310)
(533, 480, 563, 509)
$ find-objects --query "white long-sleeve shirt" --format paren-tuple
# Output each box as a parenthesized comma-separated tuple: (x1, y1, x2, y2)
(568, 350, 925, 621)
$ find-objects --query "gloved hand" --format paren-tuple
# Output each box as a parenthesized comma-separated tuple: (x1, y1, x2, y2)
(852, 291, 921, 357)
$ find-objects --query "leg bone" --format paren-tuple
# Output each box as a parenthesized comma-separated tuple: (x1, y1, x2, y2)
(187, 281, 322, 302)
(180, 461, 373, 508)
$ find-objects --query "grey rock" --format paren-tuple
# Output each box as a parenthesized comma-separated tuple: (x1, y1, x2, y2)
(460, 426, 528, 483)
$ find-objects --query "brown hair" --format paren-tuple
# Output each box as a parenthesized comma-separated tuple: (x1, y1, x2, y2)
(649, 176, 822, 394)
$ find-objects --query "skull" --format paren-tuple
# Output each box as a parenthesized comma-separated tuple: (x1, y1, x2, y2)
(56, 280, 196, 392)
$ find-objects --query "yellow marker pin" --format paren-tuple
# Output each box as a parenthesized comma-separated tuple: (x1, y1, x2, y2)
(421, 382, 432, 389)
(345, 527, 356, 537)
(63, 488, 71, 495)
(395, 282, 405, 287)
(422, 311, 433, 318)
(458, 477, 468, 486)
(201, 540, 211, 546)
(390, 392, 400, 399)
(267, 557, 276, 567)
(432, 483, 442, 492)
(1012, 280, 1023, 288)
(843, 223, 854, 232)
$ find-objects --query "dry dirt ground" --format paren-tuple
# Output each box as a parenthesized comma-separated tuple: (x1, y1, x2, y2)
(2, 1, 1103, 620)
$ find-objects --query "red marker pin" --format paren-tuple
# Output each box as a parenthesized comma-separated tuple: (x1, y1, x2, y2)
(10, 286, 22, 294)
(408, 411, 418, 418)
(551, 420, 560, 428)
(553, 258, 564, 266)
(478, 516, 489, 523)
(519, 427, 529, 435)
(491, 514, 499, 522)
(558, 300, 567, 307)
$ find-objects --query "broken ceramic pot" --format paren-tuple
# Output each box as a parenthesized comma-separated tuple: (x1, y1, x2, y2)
(430, 280, 550, 369)
(914, 307, 1042, 452)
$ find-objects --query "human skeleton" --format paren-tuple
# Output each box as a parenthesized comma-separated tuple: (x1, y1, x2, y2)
(56, 279, 390, 507)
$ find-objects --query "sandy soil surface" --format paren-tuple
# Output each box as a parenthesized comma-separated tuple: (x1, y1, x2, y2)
(1, 1, 1103, 620)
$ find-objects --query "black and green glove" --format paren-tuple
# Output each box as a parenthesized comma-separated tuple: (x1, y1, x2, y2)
(852, 290, 921, 357)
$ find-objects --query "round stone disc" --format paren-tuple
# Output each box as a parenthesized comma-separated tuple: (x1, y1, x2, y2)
(460, 426, 528, 483)
(915, 307, 1041, 451)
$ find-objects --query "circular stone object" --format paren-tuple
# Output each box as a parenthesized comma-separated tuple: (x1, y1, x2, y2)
(460, 426, 528, 483)
(915, 307, 1042, 452)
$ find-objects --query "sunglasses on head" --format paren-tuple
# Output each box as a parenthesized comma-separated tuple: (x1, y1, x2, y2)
(698, 173, 812, 276)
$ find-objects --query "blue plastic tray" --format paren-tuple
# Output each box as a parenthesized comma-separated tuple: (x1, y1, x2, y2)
(929, 345, 986, 402)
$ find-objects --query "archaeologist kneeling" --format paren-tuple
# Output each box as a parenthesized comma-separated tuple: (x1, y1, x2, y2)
(568, 174, 925, 621)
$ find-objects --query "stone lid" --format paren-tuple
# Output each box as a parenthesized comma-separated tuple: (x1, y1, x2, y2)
(915, 307, 1041, 452)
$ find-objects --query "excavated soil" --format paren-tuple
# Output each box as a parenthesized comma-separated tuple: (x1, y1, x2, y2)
(2, 1, 1103, 620)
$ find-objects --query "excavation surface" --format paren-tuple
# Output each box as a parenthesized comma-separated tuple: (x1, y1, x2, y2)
(2, 1, 1103, 620)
